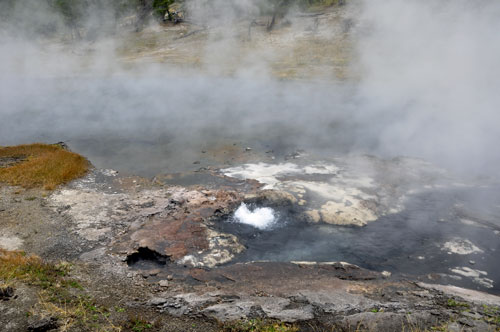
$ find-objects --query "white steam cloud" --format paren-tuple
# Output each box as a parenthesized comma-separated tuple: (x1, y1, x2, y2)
(355, 0, 500, 177)
(0, 0, 499, 178)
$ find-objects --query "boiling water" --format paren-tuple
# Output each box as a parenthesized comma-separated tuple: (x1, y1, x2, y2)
(2, 74, 500, 294)
(233, 203, 277, 230)
(219, 186, 500, 294)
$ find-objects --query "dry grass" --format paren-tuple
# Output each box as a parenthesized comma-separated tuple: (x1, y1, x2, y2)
(0, 248, 122, 331)
(0, 143, 89, 190)
(0, 248, 60, 285)
(223, 319, 299, 332)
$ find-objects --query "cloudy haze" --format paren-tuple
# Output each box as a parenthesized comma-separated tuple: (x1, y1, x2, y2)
(0, 0, 499, 178)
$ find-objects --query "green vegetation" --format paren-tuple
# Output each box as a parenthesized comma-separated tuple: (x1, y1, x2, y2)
(0, 248, 127, 331)
(262, 0, 346, 13)
(298, 0, 346, 10)
(0, 143, 89, 190)
(0, 248, 63, 285)
(0, 0, 349, 38)
(446, 298, 470, 309)
(152, 0, 175, 19)
(129, 316, 153, 332)
(223, 319, 299, 332)
(482, 304, 500, 325)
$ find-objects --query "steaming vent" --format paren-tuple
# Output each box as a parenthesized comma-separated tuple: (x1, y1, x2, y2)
(231, 203, 277, 230)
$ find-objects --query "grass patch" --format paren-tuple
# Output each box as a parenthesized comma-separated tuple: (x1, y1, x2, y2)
(447, 298, 470, 309)
(0, 248, 62, 286)
(303, 0, 346, 11)
(223, 319, 299, 332)
(482, 304, 500, 325)
(128, 315, 153, 332)
(0, 248, 123, 331)
(0, 143, 89, 190)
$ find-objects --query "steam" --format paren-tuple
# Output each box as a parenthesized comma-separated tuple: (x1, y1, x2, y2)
(355, 0, 500, 177)
(1, 0, 500, 179)
(233, 203, 277, 230)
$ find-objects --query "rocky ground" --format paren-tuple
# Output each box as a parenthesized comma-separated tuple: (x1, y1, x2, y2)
(1, 157, 500, 331)
(1, 3, 500, 331)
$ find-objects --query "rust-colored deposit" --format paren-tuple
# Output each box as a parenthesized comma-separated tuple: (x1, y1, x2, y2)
(118, 188, 242, 261)
(0, 143, 89, 190)
(131, 217, 210, 260)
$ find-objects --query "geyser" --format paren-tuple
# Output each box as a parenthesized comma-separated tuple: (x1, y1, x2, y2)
(232, 203, 277, 230)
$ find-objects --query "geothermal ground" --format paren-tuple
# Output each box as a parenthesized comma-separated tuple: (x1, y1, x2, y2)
(1, 146, 500, 331)
(1, 2, 500, 332)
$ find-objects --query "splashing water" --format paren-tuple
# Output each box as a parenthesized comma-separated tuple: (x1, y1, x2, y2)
(233, 203, 276, 230)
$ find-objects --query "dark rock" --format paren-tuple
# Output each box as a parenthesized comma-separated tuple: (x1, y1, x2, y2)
(56, 205, 71, 214)
(138, 201, 155, 208)
(457, 318, 474, 327)
(0, 156, 27, 168)
(0, 286, 15, 300)
(52, 141, 69, 150)
(27, 317, 58, 332)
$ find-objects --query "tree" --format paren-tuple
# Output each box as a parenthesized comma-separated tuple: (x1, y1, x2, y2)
(153, 0, 175, 20)
(267, 0, 293, 31)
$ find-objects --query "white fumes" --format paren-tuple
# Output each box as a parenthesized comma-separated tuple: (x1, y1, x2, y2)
(356, 0, 500, 177)
(232, 203, 276, 230)
(1, 0, 500, 179)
